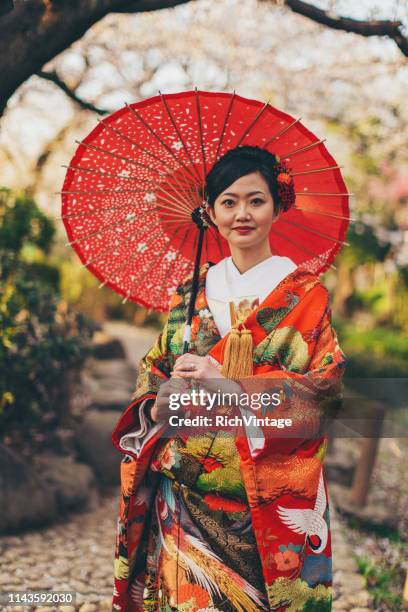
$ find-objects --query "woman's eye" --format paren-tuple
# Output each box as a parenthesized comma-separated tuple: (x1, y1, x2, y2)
(222, 199, 235, 206)
(251, 198, 265, 205)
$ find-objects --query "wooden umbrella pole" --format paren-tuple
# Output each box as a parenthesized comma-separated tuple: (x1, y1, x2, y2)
(183, 225, 205, 354)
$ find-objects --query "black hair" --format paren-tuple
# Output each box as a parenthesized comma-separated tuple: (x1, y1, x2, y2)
(204, 145, 289, 215)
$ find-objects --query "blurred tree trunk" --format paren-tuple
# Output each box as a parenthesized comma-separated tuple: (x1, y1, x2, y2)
(0, 0, 190, 116)
(332, 258, 353, 318)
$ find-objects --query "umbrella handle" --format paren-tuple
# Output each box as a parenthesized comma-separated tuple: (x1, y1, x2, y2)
(183, 226, 205, 354)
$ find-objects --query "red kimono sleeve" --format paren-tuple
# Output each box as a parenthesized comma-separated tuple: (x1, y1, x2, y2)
(237, 292, 346, 456)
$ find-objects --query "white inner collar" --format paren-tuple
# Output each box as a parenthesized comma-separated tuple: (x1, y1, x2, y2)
(219, 255, 296, 301)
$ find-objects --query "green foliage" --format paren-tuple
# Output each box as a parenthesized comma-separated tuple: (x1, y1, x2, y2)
(325, 116, 382, 178)
(355, 555, 403, 610)
(0, 187, 55, 254)
(348, 517, 401, 542)
(0, 189, 95, 433)
(59, 256, 163, 328)
(303, 598, 331, 612)
(349, 286, 388, 316)
(336, 321, 408, 363)
(345, 223, 391, 267)
(335, 320, 408, 379)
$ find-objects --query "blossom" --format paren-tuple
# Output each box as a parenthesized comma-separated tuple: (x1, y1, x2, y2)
(277, 172, 292, 185)
(164, 249, 177, 262)
(171, 140, 183, 151)
(160, 442, 181, 470)
(143, 191, 156, 203)
(274, 549, 300, 571)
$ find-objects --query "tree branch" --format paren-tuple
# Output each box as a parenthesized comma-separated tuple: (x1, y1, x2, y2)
(0, 0, 193, 117)
(114, 0, 191, 11)
(36, 70, 109, 115)
(284, 0, 408, 57)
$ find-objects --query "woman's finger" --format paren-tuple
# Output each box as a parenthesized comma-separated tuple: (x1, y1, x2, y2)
(170, 370, 192, 379)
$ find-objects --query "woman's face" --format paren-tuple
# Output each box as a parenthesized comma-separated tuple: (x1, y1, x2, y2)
(208, 171, 279, 251)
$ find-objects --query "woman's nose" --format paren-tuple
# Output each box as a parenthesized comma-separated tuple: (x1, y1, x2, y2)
(235, 202, 251, 220)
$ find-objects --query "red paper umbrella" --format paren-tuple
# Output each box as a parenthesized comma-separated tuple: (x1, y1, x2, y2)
(61, 89, 350, 313)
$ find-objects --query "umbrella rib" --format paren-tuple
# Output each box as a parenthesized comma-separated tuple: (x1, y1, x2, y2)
(60, 188, 152, 195)
(280, 139, 326, 159)
(194, 183, 205, 208)
(121, 225, 184, 303)
(97, 117, 194, 188)
(62, 163, 162, 186)
(279, 217, 350, 246)
(66, 191, 190, 221)
(270, 227, 336, 270)
(155, 185, 194, 217)
(82, 234, 137, 269)
(291, 165, 342, 176)
(159, 91, 202, 184)
(99, 227, 165, 288)
(235, 99, 270, 147)
(155, 211, 190, 223)
(78, 218, 160, 269)
(65, 211, 145, 247)
(156, 171, 198, 213)
(264, 117, 302, 149)
(64, 164, 195, 216)
(74, 140, 164, 177)
(149, 260, 179, 309)
(57, 185, 194, 193)
(195, 87, 207, 188)
(75, 140, 195, 212)
(146, 224, 193, 308)
(295, 206, 355, 222)
(214, 90, 236, 162)
(60, 204, 155, 221)
(295, 192, 353, 197)
(157, 204, 191, 221)
(125, 102, 199, 185)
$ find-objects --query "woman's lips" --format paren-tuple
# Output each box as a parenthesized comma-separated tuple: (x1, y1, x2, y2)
(233, 227, 255, 234)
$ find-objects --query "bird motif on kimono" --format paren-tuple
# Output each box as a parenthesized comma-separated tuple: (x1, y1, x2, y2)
(277, 469, 328, 554)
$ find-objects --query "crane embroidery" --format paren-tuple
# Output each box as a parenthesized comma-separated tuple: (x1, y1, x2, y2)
(277, 470, 328, 554)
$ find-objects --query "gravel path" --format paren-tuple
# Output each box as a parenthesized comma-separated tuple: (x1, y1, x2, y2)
(0, 490, 373, 611)
(0, 322, 373, 611)
(0, 491, 117, 612)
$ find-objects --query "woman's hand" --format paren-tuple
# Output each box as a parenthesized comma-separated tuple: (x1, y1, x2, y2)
(171, 353, 223, 381)
(171, 353, 225, 397)
(171, 353, 241, 403)
(150, 376, 189, 423)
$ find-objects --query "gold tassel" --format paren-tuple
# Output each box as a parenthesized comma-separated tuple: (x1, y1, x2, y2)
(220, 302, 254, 379)
(237, 327, 253, 377)
(221, 326, 253, 378)
(221, 328, 241, 378)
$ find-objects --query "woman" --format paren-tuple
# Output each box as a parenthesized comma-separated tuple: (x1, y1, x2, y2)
(111, 146, 346, 611)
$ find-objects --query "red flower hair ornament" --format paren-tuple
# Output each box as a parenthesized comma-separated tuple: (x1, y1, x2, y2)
(273, 155, 296, 213)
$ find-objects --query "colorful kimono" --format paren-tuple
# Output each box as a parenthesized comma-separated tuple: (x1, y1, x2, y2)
(111, 261, 346, 611)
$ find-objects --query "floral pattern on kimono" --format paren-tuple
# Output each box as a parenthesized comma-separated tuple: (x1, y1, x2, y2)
(111, 261, 346, 612)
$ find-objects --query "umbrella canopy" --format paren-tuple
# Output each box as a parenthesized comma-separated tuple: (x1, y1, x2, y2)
(61, 90, 350, 311)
